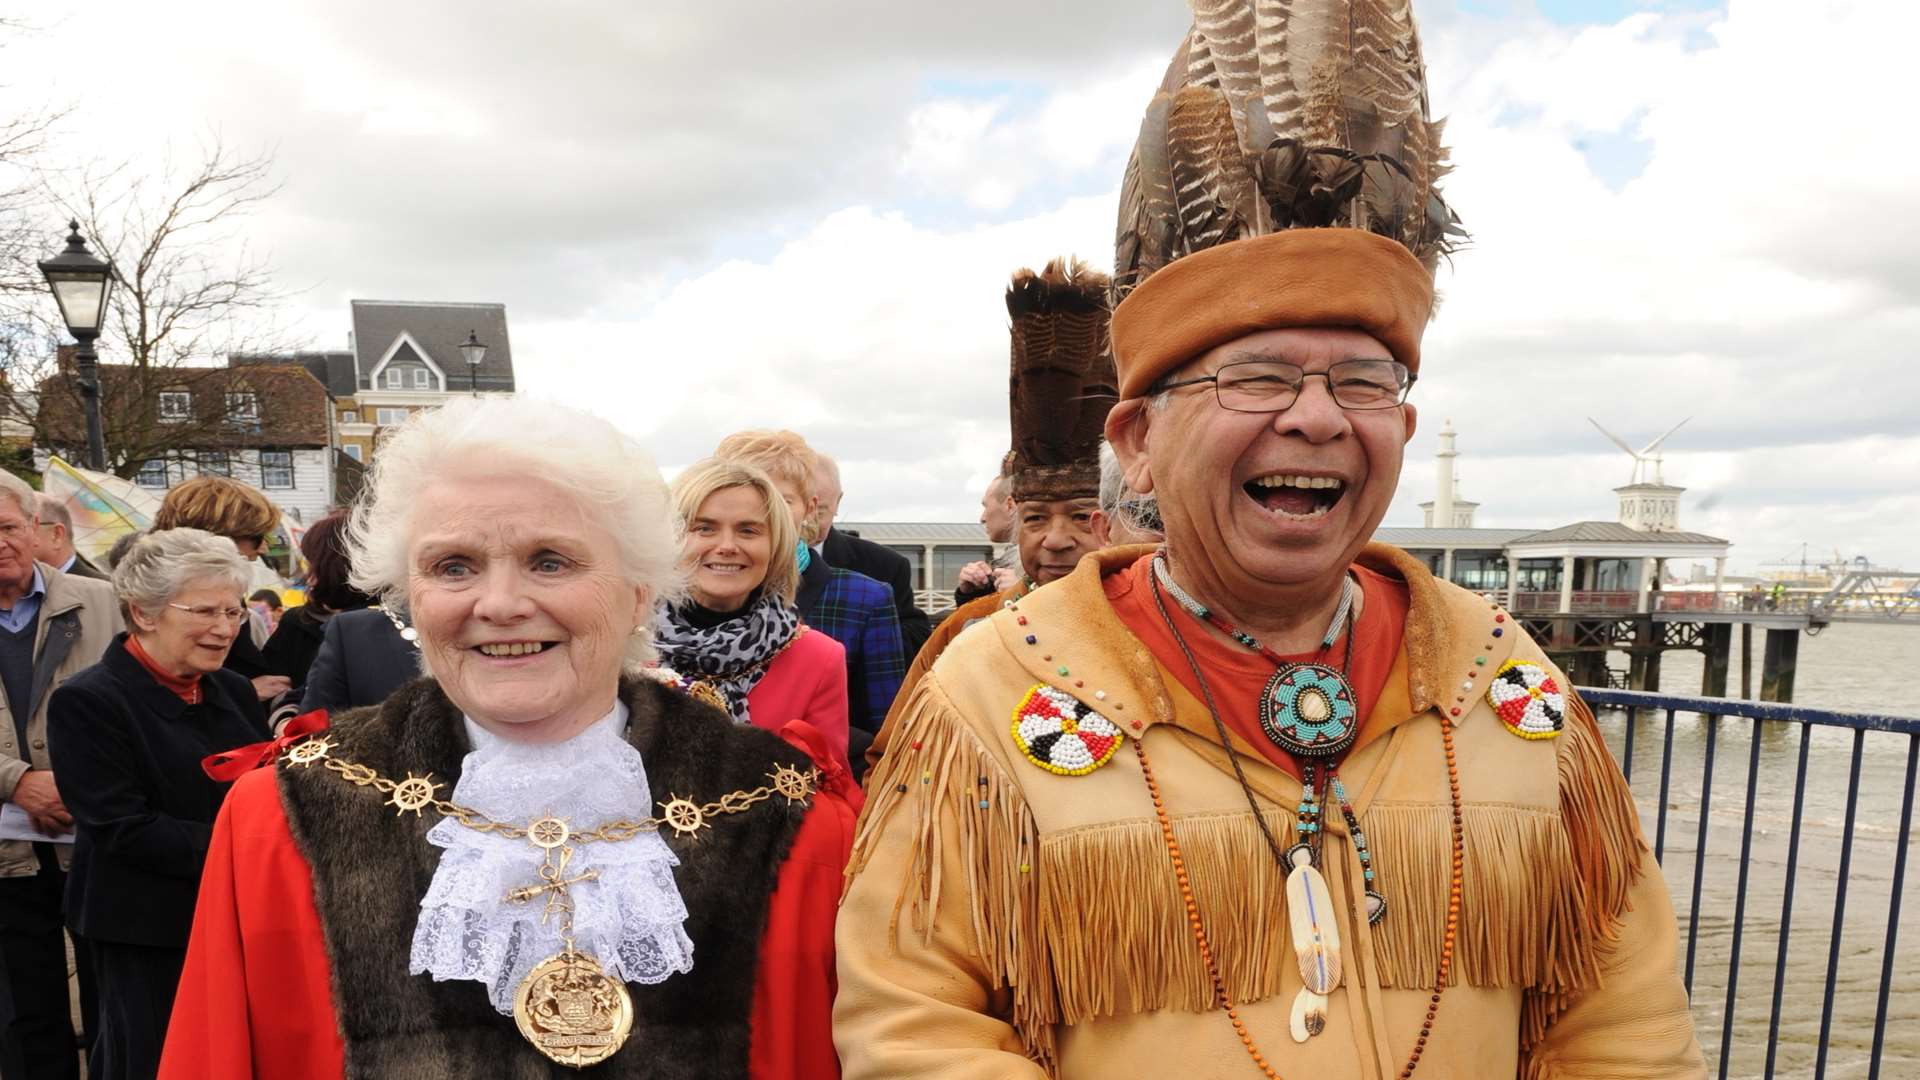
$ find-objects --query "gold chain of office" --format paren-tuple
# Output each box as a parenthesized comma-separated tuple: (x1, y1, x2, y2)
(279, 735, 820, 842)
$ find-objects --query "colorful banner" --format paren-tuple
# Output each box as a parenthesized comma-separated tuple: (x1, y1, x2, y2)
(40, 456, 158, 563)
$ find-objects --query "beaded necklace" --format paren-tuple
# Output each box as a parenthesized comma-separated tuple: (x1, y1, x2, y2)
(1145, 562, 1465, 1076)
(1152, 556, 1359, 759)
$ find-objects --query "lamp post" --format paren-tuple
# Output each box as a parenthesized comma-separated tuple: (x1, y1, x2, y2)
(38, 221, 115, 470)
(458, 331, 487, 397)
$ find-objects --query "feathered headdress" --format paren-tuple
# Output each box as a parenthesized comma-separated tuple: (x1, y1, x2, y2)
(1114, 0, 1464, 300)
(1006, 258, 1116, 503)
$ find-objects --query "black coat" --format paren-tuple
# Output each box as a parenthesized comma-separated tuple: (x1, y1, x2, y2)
(822, 527, 930, 656)
(63, 553, 109, 581)
(47, 636, 268, 947)
(220, 622, 270, 680)
(260, 604, 332, 691)
(298, 607, 422, 715)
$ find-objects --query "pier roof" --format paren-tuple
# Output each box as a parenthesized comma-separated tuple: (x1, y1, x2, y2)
(1375, 527, 1536, 548)
(838, 521, 991, 543)
(1511, 521, 1728, 545)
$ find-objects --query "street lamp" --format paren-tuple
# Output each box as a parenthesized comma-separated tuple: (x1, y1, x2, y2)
(38, 220, 115, 470)
(458, 330, 487, 397)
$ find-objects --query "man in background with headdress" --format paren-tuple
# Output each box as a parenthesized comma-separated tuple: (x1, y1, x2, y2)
(835, 3, 1704, 1077)
(862, 258, 1114, 772)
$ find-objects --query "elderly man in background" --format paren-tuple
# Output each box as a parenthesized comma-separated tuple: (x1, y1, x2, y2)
(835, 4, 1702, 1076)
(33, 496, 107, 581)
(0, 472, 120, 1080)
(953, 461, 1019, 608)
(813, 453, 931, 656)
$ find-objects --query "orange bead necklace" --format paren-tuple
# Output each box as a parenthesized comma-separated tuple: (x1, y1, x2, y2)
(1145, 570, 1465, 1077)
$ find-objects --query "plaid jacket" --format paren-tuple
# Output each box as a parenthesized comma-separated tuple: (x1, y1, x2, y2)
(797, 561, 907, 734)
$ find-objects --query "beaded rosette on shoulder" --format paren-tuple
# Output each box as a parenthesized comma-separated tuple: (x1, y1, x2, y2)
(1010, 684, 1125, 776)
(1485, 660, 1565, 740)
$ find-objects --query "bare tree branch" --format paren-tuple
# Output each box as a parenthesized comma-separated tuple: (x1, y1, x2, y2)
(0, 134, 300, 476)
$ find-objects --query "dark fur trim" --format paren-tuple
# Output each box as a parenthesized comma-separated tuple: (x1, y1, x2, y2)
(278, 677, 812, 1078)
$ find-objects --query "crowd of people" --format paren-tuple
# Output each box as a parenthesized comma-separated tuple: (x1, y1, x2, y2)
(0, 1, 1712, 1076)
(0, 413, 964, 1078)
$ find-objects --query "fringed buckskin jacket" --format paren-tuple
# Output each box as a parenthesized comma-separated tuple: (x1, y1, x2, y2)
(159, 676, 859, 1080)
(835, 546, 1705, 1079)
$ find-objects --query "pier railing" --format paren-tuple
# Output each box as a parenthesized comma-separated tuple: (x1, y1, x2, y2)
(1577, 687, 1918, 1080)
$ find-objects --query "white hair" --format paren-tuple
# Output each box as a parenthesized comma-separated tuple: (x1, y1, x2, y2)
(1098, 440, 1161, 535)
(346, 397, 684, 667)
(0, 471, 36, 520)
(112, 528, 252, 615)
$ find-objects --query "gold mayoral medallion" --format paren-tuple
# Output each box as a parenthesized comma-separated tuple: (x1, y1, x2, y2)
(504, 815, 633, 1067)
(292, 734, 820, 1068)
(513, 947, 635, 1068)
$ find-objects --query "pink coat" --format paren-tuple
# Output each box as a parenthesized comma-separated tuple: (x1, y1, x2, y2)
(746, 628, 850, 768)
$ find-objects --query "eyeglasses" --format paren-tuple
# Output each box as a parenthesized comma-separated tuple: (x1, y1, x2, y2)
(1156, 358, 1415, 413)
(168, 603, 248, 624)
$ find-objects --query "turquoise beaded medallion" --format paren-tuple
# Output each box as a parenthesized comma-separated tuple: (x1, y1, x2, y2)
(1258, 664, 1359, 758)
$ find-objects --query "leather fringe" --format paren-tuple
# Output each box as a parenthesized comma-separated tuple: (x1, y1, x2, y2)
(1518, 689, 1648, 1062)
(849, 687, 1647, 1064)
(1041, 810, 1295, 1021)
(847, 686, 1057, 1072)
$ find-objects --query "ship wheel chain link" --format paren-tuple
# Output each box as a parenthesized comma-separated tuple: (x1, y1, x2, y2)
(282, 737, 819, 842)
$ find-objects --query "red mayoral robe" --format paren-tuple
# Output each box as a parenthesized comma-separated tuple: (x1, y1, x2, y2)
(158, 725, 860, 1079)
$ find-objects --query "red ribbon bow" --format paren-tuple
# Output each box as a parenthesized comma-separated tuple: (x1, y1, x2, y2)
(202, 710, 331, 782)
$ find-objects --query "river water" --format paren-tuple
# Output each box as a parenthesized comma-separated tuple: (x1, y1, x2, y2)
(1587, 621, 1919, 1079)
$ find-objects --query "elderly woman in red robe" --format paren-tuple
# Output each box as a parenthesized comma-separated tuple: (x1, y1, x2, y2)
(158, 397, 858, 1079)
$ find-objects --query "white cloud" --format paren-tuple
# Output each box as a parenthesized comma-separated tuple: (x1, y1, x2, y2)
(7, 1, 1915, 573)
(898, 58, 1165, 212)
(516, 195, 1117, 519)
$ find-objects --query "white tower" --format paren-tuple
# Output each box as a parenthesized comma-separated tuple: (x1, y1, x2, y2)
(1420, 420, 1478, 528)
(1590, 417, 1689, 532)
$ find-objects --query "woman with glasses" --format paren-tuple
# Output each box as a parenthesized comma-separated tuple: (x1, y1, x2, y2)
(152, 477, 292, 707)
(45, 529, 268, 1080)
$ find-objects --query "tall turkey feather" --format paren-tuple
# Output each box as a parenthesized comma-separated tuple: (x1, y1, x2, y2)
(1115, 0, 1463, 298)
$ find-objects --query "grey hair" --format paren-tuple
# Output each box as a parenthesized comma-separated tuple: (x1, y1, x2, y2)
(112, 528, 251, 617)
(346, 397, 684, 669)
(1097, 440, 1161, 535)
(35, 494, 72, 531)
(0, 472, 36, 520)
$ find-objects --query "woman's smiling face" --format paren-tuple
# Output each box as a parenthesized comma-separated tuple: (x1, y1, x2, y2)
(406, 471, 647, 744)
(681, 485, 773, 613)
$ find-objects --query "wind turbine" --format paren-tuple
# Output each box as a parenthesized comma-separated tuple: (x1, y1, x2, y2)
(1588, 417, 1690, 485)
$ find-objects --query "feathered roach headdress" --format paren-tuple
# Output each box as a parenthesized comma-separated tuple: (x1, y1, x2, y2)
(1108, 0, 1466, 397)
(1005, 257, 1117, 503)
(1117, 0, 1462, 292)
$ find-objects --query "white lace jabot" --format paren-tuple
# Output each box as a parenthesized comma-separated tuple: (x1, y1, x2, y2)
(408, 703, 695, 1013)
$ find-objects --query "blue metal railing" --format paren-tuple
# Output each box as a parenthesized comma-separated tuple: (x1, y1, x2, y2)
(1577, 687, 1920, 1080)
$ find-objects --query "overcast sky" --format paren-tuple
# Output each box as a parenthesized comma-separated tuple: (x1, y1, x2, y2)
(6, 0, 1915, 574)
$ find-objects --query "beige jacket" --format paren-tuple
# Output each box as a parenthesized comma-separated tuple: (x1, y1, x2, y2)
(835, 546, 1704, 1079)
(0, 562, 122, 877)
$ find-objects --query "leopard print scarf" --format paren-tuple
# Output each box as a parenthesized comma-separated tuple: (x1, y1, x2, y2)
(652, 594, 802, 726)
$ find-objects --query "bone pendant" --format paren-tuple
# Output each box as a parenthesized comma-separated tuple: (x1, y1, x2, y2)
(1290, 989, 1329, 1043)
(1285, 855, 1343, 995)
